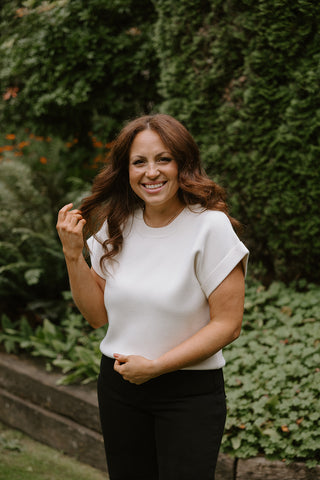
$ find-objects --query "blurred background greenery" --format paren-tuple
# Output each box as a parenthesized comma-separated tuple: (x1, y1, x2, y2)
(0, 0, 319, 466)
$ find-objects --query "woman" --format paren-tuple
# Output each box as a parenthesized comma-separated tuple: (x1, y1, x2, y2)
(56, 114, 249, 480)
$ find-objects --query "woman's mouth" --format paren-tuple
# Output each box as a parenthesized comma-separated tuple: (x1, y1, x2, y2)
(142, 182, 167, 191)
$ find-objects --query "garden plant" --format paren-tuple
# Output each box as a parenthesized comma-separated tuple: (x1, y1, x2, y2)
(0, 0, 319, 469)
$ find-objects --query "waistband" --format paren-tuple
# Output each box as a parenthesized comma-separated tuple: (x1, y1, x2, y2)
(99, 354, 225, 399)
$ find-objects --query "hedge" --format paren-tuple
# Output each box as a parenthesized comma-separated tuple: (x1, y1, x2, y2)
(153, 0, 320, 282)
(0, 131, 92, 319)
(1, 0, 320, 282)
(0, 0, 159, 142)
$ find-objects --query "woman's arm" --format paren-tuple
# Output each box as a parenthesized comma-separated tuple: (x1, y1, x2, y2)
(114, 262, 245, 383)
(56, 203, 108, 329)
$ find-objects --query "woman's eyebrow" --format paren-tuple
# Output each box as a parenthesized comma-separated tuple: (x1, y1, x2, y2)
(130, 151, 172, 160)
(155, 151, 172, 158)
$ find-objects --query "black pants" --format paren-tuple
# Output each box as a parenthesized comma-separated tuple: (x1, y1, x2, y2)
(97, 355, 226, 480)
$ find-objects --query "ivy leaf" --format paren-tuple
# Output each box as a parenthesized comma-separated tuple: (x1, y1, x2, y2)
(24, 268, 42, 285)
(231, 437, 241, 450)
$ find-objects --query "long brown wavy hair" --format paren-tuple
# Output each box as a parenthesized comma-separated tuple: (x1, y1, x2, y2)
(80, 114, 241, 269)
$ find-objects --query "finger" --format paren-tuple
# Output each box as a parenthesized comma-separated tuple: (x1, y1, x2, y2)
(113, 360, 124, 373)
(58, 203, 73, 219)
(67, 213, 83, 228)
(74, 218, 86, 233)
(113, 360, 119, 371)
(68, 209, 82, 215)
(113, 353, 128, 363)
(65, 210, 82, 220)
(57, 204, 74, 227)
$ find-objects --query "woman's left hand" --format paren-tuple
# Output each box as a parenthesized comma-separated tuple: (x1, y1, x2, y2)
(113, 354, 157, 385)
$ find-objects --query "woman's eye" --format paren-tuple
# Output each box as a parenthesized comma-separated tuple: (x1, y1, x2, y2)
(158, 157, 172, 163)
(132, 159, 145, 166)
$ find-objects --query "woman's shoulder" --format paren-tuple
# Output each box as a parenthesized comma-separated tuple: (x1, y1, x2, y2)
(186, 205, 231, 226)
(184, 207, 240, 244)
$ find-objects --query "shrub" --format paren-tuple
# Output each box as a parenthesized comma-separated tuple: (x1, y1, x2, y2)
(153, 0, 320, 283)
(0, 0, 159, 140)
(0, 131, 90, 320)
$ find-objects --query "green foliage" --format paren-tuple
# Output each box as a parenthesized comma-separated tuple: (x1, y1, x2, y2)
(0, 0, 159, 140)
(0, 423, 107, 480)
(1, 280, 319, 463)
(0, 297, 107, 385)
(1, 0, 319, 282)
(0, 131, 90, 319)
(222, 280, 320, 466)
(0, 432, 22, 453)
(154, 0, 320, 282)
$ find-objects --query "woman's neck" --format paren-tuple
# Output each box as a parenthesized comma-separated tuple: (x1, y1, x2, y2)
(143, 201, 185, 228)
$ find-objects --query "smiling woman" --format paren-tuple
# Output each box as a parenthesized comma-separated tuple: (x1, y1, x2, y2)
(128, 129, 183, 226)
(78, 114, 241, 266)
(56, 114, 249, 480)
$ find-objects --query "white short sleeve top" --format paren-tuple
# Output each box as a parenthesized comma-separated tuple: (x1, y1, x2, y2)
(88, 206, 249, 370)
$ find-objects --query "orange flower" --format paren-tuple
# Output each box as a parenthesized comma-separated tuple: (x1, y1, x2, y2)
(35, 136, 44, 141)
(93, 154, 103, 163)
(16, 7, 28, 17)
(46, 137, 52, 142)
(40, 156, 48, 164)
(65, 138, 79, 148)
(93, 141, 103, 148)
(3, 87, 19, 100)
(14, 152, 23, 157)
(126, 27, 142, 36)
(1, 145, 14, 151)
(5, 134, 16, 140)
(18, 141, 30, 149)
(281, 425, 289, 433)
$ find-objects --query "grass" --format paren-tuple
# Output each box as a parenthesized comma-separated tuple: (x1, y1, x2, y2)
(0, 422, 107, 480)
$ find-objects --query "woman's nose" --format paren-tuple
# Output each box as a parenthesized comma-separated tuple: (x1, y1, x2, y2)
(145, 163, 159, 178)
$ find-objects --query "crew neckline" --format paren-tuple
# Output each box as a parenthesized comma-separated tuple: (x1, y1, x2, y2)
(134, 206, 189, 237)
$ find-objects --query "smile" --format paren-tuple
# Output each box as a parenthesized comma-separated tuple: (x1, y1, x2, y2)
(142, 182, 166, 190)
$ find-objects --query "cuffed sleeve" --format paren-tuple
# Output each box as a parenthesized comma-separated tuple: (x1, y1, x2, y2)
(195, 212, 249, 297)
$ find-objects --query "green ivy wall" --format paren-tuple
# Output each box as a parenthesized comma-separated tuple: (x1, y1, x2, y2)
(1, 0, 319, 283)
(153, 0, 320, 283)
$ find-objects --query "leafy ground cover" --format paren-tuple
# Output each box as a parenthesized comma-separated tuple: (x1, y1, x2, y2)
(0, 422, 106, 480)
(223, 280, 320, 466)
(0, 280, 319, 466)
(0, 292, 107, 385)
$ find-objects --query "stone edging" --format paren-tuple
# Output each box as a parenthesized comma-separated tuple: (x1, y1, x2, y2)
(0, 352, 319, 480)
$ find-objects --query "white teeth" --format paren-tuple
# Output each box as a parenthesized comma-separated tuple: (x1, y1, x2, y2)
(144, 183, 164, 189)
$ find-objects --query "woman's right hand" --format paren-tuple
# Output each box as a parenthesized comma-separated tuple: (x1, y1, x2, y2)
(56, 203, 86, 261)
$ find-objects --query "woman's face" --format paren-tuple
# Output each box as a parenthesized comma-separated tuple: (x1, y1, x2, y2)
(128, 129, 180, 210)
